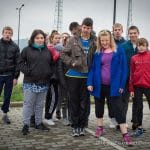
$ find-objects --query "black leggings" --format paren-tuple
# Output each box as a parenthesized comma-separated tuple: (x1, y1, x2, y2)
(94, 84, 126, 124)
(45, 79, 59, 119)
(132, 87, 150, 126)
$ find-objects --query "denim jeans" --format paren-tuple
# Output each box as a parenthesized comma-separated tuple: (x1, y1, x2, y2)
(0, 75, 13, 113)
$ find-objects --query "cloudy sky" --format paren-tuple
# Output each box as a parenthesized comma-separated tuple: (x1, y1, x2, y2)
(0, 0, 150, 41)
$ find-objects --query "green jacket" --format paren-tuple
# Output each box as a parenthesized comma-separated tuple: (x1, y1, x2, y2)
(121, 40, 138, 79)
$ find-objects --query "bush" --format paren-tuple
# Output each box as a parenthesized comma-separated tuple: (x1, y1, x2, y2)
(0, 84, 23, 102)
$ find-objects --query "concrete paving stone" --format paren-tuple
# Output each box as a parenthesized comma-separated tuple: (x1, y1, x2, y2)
(24, 147, 36, 150)
(0, 146, 8, 150)
(0, 102, 149, 150)
(35, 146, 48, 150)
(41, 143, 53, 146)
(9, 146, 24, 149)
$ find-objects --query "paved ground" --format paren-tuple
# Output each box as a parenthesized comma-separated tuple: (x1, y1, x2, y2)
(0, 102, 150, 150)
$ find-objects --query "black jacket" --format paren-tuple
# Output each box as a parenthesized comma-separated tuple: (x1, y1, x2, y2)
(0, 38, 20, 79)
(19, 45, 53, 84)
(57, 58, 68, 88)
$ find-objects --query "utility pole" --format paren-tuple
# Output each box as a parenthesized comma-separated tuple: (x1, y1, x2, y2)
(126, 0, 133, 39)
(16, 4, 24, 47)
(54, 0, 63, 33)
(113, 0, 117, 25)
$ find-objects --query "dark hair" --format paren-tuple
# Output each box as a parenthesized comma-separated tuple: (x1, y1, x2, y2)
(28, 29, 46, 46)
(50, 30, 58, 35)
(82, 17, 93, 27)
(128, 26, 139, 34)
(136, 38, 149, 47)
(69, 22, 79, 31)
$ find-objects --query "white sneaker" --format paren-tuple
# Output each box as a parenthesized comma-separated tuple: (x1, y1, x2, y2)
(43, 119, 55, 126)
(52, 118, 59, 122)
(109, 118, 118, 128)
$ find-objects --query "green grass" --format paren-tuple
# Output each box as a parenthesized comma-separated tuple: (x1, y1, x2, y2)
(0, 84, 23, 102)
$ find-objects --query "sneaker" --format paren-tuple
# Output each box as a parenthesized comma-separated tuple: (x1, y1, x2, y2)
(72, 128, 79, 137)
(52, 118, 59, 122)
(131, 128, 144, 137)
(43, 119, 55, 126)
(2, 115, 11, 124)
(22, 125, 29, 135)
(95, 126, 104, 138)
(35, 123, 49, 131)
(109, 118, 117, 128)
(56, 111, 61, 119)
(79, 128, 85, 136)
(123, 133, 132, 146)
(63, 118, 70, 126)
(30, 115, 35, 127)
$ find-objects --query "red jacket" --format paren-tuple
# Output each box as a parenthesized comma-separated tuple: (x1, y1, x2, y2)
(47, 45, 60, 62)
(129, 51, 150, 92)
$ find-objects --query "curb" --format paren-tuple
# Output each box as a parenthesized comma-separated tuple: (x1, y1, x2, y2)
(0, 102, 23, 107)
(0, 97, 146, 108)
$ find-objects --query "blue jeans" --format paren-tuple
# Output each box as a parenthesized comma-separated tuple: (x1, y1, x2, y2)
(0, 75, 13, 113)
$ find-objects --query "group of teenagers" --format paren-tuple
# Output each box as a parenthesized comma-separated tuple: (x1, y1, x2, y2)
(0, 17, 150, 146)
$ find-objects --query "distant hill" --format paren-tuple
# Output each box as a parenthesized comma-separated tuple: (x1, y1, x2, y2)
(14, 39, 28, 50)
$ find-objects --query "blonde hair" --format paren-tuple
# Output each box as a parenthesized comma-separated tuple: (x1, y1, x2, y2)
(112, 23, 123, 31)
(97, 30, 116, 52)
(49, 32, 60, 44)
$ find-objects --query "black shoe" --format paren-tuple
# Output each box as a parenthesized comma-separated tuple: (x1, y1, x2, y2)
(22, 125, 29, 135)
(35, 123, 49, 131)
(72, 128, 79, 137)
(56, 111, 61, 119)
(79, 128, 85, 136)
(30, 115, 35, 127)
(2, 115, 11, 124)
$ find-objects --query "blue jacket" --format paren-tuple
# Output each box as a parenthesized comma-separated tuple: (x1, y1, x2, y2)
(87, 47, 127, 98)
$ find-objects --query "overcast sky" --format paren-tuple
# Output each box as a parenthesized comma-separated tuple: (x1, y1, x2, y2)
(0, 0, 150, 41)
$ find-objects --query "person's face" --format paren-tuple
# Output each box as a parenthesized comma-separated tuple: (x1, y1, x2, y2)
(128, 29, 139, 42)
(81, 25, 92, 37)
(113, 27, 123, 39)
(137, 44, 148, 53)
(34, 34, 45, 46)
(2, 29, 13, 41)
(52, 34, 61, 45)
(100, 35, 111, 50)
